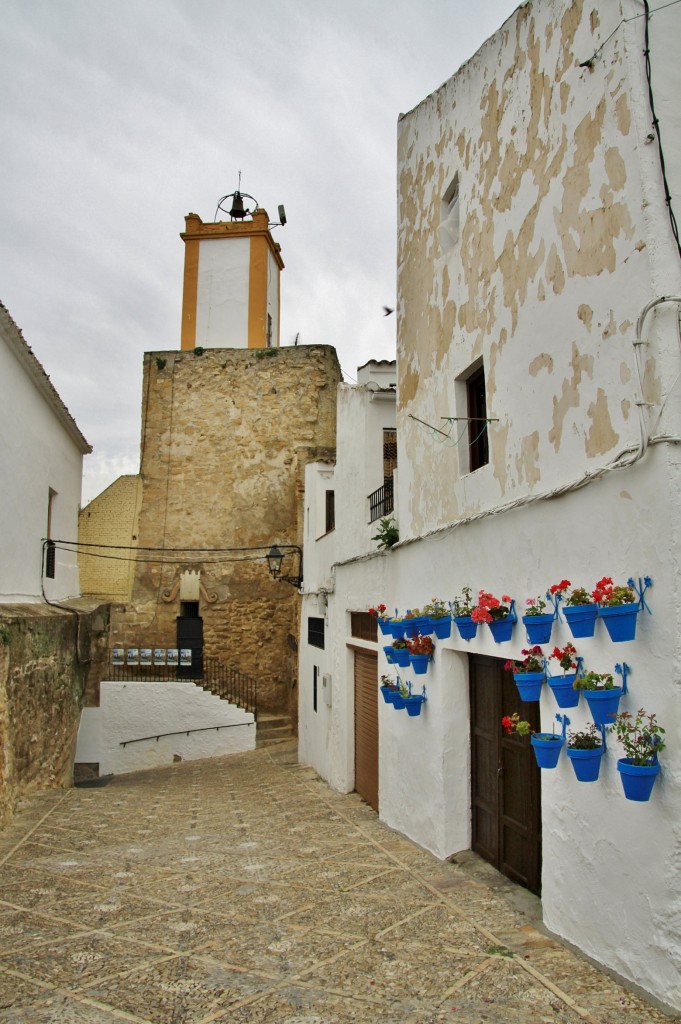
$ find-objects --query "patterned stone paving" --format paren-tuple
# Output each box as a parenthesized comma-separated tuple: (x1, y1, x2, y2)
(0, 745, 678, 1024)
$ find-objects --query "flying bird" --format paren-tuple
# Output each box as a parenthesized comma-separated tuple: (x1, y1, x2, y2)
(383, 306, 394, 316)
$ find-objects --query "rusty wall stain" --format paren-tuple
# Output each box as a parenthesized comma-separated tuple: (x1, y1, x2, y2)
(585, 388, 619, 455)
(529, 354, 554, 376)
(516, 431, 541, 487)
(549, 344, 594, 451)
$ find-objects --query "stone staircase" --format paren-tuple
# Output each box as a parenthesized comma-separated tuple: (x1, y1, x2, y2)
(256, 714, 295, 748)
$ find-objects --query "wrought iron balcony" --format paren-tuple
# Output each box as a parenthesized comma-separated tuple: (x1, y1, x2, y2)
(368, 477, 394, 523)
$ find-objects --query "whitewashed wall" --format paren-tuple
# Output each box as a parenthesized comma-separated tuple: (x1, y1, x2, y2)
(75, 680, 255, 775)
(299, 0, 681, 1012)
(0, 316, 85, 602)
(195, 237, 249, 348)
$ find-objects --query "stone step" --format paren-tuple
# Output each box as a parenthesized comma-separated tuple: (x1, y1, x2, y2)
(256, 715, 294, 748)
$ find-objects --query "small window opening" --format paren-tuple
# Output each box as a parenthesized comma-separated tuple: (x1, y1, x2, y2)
(439, 174, 460, 252)
(313, 665, 318, 712)
(180, 601, 200, 618)
(45, 489, 57, 579)
(308, 616, 325, 649)
(325, 490, 335, 533)
(266, 313, 273, 347)
(467, 366, 489, 471)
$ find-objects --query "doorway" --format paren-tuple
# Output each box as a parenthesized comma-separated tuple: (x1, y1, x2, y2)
(354, 650, 379, 811)
(469, 654, 541, 894)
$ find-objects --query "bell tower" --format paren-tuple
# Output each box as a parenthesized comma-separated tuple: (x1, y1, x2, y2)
(179, 192, 285, 351)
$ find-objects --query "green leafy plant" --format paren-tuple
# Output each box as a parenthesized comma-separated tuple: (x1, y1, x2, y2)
(549, 643, 577, 675)
(452, 586, 475, 617)
(424, 598, 449, 619)
(573, 671, 615, 691)
(567, 724, 602, 749)
(501, 713, 533, 737)
(524, 595, 547, 616)
(610, 708, 665, 765)
(193, 346, 205, 356)
(592, 577, 636, 606)
(380, 674, 397, 691)
(504, 646, 544, 674)
(406, 635, 434, 657)
(391, 638, 408, 651)
(372, 517, 399, 550)
(255, 348, 278, 359)
(550, 580, 594, 606)
(155, 357, 167, 371)
(0, 624, 10, 646)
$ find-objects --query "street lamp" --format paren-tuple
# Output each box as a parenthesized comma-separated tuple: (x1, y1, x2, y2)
(266, 545, 303, 588)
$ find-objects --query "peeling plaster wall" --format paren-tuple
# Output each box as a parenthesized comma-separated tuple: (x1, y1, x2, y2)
(298, 0, 681, 1012)
(396, 0, 681, 538)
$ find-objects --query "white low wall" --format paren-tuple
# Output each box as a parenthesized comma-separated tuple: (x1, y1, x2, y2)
(75, 680, 255, 775)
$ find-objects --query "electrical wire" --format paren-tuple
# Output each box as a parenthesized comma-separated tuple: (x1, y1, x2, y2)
(642, 0, 681, 262)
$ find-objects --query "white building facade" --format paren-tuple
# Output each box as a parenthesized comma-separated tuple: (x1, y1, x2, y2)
(0, 303, 91, 602)
(298, 0, 681, 1012)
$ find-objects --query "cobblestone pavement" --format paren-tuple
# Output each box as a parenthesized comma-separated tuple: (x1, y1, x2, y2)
(0, 744, 678, 1024)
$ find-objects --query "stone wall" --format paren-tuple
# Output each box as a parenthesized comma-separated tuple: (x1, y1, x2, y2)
(0, 602, 111, 828)
(78, 475, 141, 601)
(111, 345, 341, 721)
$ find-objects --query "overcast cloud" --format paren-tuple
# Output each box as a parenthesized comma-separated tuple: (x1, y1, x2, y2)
(1, 0, 519, 505)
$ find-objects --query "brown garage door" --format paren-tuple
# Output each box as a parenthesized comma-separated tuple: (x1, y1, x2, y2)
(354, 650, 379, 811)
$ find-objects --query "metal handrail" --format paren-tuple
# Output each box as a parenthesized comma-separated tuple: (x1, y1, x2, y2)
(120, 721, 255, 747)
(108, 655, 257, 718)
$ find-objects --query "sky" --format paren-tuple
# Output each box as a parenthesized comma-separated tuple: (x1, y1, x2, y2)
(1, 0, 520, 506)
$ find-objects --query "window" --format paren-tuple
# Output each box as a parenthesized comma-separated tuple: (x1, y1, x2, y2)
(266, 313, 273, 347)
(466, 366, 489, 471)
(313, 665, 318, 712)
(45, 489, 56, 579)
(383, 429, 397, 480)
(308, 616, 325, 649)
(350, 612, 377, 642)
(439, 174, 460, 252)
(325, 490, 335, 533)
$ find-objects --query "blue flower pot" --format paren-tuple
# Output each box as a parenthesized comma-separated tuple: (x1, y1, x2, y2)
(567, 746, 604, 782)
(390, 620, 406, 639)
(409, 653, 430, 675)
(522, 614, 554, 645)
(562, 604, 598, 639)
(548, 674, 580, 709)
(431, 617, 452, 639)
(598, 603, 639, 642)
(488, 617, 513, 643)
(378, 619, 392, 636)
(584, 687, 623, 727)
(617, 759, 660, 801)
(531, 734, 564, 769)
(514, 672, 545, 702)
(392, 648, 410, 668)
(454, 616, 478, 641)
(380, 686, 399, 705)
(393, 694, 406, 710)
(383, 646, 396, 664)
(404, 695, 425, 717)
(404, 617, 428, 637)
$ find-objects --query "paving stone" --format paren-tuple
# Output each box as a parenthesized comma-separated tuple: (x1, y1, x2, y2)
(0, 746, 678, 1024)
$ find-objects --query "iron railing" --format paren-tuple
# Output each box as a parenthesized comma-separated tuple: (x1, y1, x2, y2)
(368, 477, 394, 523)
(108, 655, 257, 718)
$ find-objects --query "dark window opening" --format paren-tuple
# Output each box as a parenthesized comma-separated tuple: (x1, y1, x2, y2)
(308, 616, 325, 649)
(267, 313, 273, 347)
(325, 490, 335, 533)
(180, 601, 200, 618)
(313, 665, 318, 712)
(467, 367, 489, 471)
(383, 429, 397, 480)
(44, 541, 56, 580)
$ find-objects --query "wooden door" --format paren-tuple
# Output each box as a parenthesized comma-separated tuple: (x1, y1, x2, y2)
(470, 654, 541, 894)
(354, 650, 379, 811)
